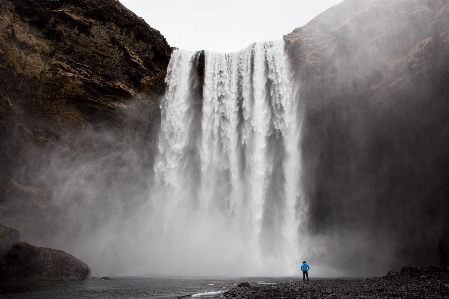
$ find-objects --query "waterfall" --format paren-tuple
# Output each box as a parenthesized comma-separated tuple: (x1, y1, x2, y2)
(151, 40, 305, 276)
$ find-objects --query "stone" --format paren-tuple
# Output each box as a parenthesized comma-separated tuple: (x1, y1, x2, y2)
(0, 242, 90, 282)
(425, 264, 445, 273)
(400, 266, 422, 277)
(0, 223, 20, 256)
(386, 271, 398, 278)
(238, 282, 251, 288)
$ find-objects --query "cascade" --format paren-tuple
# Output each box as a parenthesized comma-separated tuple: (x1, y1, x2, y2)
(151, 40, 305, 276)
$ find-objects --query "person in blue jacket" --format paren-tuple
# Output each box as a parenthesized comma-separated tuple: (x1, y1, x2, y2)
(301, 261, 310, 281)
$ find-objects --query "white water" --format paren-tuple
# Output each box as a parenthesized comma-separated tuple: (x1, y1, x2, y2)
(151, 40, 305, 276)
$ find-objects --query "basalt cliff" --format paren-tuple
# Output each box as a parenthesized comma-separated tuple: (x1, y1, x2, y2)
(0, 0, 171, 233)
(284, 0, 449, 272)
(0, 0, 448, 276)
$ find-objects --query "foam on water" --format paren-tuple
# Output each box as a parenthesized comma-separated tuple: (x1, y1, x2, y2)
(191, 290, 225, 297)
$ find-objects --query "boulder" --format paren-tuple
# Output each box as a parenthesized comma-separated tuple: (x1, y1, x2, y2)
(0, 242, 90, 282)
(386, 271, 398, 278)
(0, 223, 20, 256)
(400, 266, 422, 277)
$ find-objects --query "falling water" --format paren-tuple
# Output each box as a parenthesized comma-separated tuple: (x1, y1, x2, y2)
(151, 40, 305, 276)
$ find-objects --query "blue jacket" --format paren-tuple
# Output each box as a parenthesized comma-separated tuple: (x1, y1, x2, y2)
(301, 263, 310, 271)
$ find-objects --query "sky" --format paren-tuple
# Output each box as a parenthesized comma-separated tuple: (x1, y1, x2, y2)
(120, 0, 344, 53)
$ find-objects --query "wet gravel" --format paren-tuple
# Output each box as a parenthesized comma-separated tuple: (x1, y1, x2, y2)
(223, 266, 449, 299)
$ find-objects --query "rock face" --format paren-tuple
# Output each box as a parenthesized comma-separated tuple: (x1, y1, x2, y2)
(0, 0, 171, 131)
(0, 242, 91, 281)
(284, 0, 449, 273)
(0, 0, 171, 234)
(0, 223, 20, 256)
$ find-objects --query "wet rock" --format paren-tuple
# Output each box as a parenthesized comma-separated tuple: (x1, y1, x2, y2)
(386, 271, 399, 278)
(400, 266, 423, 277)
(238, 282, 251, 288)
(0, 242, 90, 282)
(0, 223, 20, 256)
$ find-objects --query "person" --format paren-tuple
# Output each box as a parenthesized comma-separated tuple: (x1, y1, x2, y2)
(301, 261, 310, 281)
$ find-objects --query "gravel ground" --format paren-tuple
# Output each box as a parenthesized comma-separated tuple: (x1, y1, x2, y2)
(221, 266, 449, 299)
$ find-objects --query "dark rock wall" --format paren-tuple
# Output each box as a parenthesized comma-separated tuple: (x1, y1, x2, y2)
(0, 0, 171, 235)
(285, 0, 449, 273)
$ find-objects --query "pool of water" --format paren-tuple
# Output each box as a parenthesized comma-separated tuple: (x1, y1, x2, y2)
(0, 276, 299, 298)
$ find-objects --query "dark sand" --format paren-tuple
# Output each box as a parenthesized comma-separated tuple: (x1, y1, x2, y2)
(222, 266, 449, 299)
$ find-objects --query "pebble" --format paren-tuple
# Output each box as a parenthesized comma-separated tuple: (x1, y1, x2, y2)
(223, 267, 449, 299)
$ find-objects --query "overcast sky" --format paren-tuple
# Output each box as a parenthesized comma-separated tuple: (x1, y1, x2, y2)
(120, 0, 343, 53)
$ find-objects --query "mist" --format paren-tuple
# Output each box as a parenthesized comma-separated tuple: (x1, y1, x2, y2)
(3, 41, 306, 278)
(1, 0, 448, 279)
(287, 0, 449, 276)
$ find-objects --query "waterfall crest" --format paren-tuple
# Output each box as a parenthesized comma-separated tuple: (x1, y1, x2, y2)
(151, 40, 305, 276)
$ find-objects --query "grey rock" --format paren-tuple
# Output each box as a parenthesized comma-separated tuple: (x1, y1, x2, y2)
(0, 242, 90, 282)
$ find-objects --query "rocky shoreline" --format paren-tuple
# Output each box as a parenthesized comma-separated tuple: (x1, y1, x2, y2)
(223, 267, 449, 299)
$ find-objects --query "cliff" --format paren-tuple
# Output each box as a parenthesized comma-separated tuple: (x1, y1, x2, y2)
(284, 0, 449, 273)
(0, 0, 171, 233)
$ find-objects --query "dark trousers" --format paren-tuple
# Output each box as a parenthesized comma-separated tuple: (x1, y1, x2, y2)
(303, 271, 309, 281)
